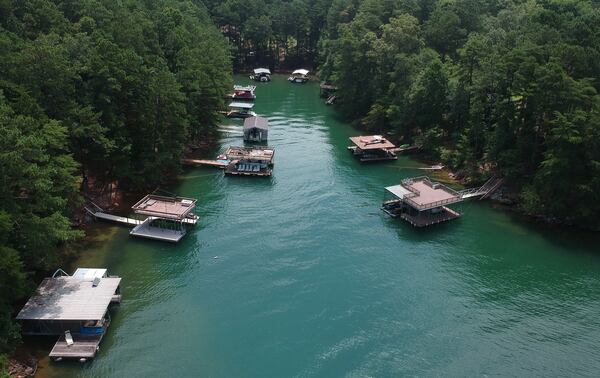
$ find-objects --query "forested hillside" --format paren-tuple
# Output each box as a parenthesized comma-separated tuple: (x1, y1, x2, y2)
(317, 0, 600, 228)
(203, 0, 331, 69)
(0, 0, 231, 367)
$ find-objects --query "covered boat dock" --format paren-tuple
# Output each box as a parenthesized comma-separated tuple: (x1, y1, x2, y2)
(16, 268, 121, 361)
(348, 135, 397, 162)
(243, 116, 269, 142)
(224, 146, 275, 176)
(130, 194, 198, 242)
(382, 177, 463, 227)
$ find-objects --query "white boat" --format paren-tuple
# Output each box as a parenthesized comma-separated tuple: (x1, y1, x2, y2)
(250, 68, 271, 82)
(227, 102, 257, 118)
(288, 69, 309, 83)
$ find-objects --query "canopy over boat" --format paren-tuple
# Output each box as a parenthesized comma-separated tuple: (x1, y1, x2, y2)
(292, 69, 309, 76)
(229, 102, 255, 109)
(254, 68, 271, 75)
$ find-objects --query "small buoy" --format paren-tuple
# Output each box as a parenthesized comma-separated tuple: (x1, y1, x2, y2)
(213, 256, 219, 259)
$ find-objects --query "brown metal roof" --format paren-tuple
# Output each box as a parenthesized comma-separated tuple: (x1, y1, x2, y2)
(349, 135, 396, 150)
(131, 194, 197, 220)
(400, 177, 462, 210)
(16, 276, 121, 321)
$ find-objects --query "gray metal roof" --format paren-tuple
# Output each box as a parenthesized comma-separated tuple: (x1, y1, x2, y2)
(16, 276, 121, 321)
(243, 116, 268, 130)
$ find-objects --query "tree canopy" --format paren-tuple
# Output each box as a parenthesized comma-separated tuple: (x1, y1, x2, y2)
(0, 0, 231, 367)
(318, 0, 600, 229)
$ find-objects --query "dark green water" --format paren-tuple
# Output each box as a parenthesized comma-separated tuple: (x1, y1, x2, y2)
(37, 76, 600, 377)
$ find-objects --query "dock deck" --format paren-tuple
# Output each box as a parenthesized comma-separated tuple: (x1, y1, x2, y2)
(130, 218, 186, 243)
(50, 333, 102, 360)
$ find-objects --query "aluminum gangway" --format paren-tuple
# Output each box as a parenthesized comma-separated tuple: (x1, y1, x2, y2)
(459, 176, 503, 200)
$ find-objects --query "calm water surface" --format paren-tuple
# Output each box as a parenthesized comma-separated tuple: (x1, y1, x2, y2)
(37, 76, 600, 377)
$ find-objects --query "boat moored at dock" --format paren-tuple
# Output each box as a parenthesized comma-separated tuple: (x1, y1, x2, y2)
(227, 85, 256, 100)
(288, 69, 310, 83)
(250, 68, 271, 82)
(227, 102, 257, 118)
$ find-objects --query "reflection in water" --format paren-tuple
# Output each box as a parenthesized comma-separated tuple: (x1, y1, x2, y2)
(37, 76, 600, 378)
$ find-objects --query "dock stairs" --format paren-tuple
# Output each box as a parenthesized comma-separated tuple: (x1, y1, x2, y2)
(459, 176, 503, 200)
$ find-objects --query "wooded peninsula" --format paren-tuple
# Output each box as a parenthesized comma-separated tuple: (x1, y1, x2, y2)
(1, 0, 599, 373)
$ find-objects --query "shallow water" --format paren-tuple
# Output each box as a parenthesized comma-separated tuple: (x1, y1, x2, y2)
(36, 76, 600, 377)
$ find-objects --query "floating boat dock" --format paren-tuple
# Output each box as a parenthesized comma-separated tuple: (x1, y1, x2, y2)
(85, 195, 199, 243)
(348, 135, 398, 162)
(17, 268, 121, 362)
(382, 176, 503, 227)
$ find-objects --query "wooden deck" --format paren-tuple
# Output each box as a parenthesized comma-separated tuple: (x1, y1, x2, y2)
(50, 334, 102, 360)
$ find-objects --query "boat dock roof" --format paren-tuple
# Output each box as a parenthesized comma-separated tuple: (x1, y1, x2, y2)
(388, 177, 462, 211)
(349, 135, 396, 150)
(243, 116, 268, 130)
(292, 69, 309, 76)
(131, 194, 197, 220)
(225, 146, 274, 162)
(16, 275, 121, 321)
(229, 102, 254, 109)
(233, 85, 256, 91)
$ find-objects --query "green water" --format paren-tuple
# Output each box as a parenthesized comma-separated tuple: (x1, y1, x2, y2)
(37, 76, 600, 377)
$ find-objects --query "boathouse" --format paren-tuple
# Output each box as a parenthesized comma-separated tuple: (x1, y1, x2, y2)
(348, 135, 397, 162)
(382, 177, 463, 227)
(130, 194, 198, 242)
(243, 116, 268, 142)
(16, 268, 121, 361)
(224, 146, 274, 176)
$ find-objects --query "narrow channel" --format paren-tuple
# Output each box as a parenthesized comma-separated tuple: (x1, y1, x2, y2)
(37, 76, 600, 377)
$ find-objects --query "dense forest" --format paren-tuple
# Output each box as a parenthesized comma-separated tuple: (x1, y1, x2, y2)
(317, 0, 600, 229)
(212, 0, 600, 230)
(2, 0, 600, 372)
(0, 0, 231, 370)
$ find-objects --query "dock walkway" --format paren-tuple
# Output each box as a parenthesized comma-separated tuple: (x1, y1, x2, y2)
(181, 158, 228, 168)
(49, 334, 102, 360)
(459, 177, 503, 199)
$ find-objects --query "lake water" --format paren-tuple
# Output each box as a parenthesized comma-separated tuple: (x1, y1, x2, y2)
(36, 76, 600, 377)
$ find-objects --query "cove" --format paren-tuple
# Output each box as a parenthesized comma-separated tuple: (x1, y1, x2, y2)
(35, 76, 600, 377)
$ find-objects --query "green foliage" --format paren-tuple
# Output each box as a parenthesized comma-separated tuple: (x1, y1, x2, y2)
(0, 0, 232, 356)
(320, 0, 600, 229)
